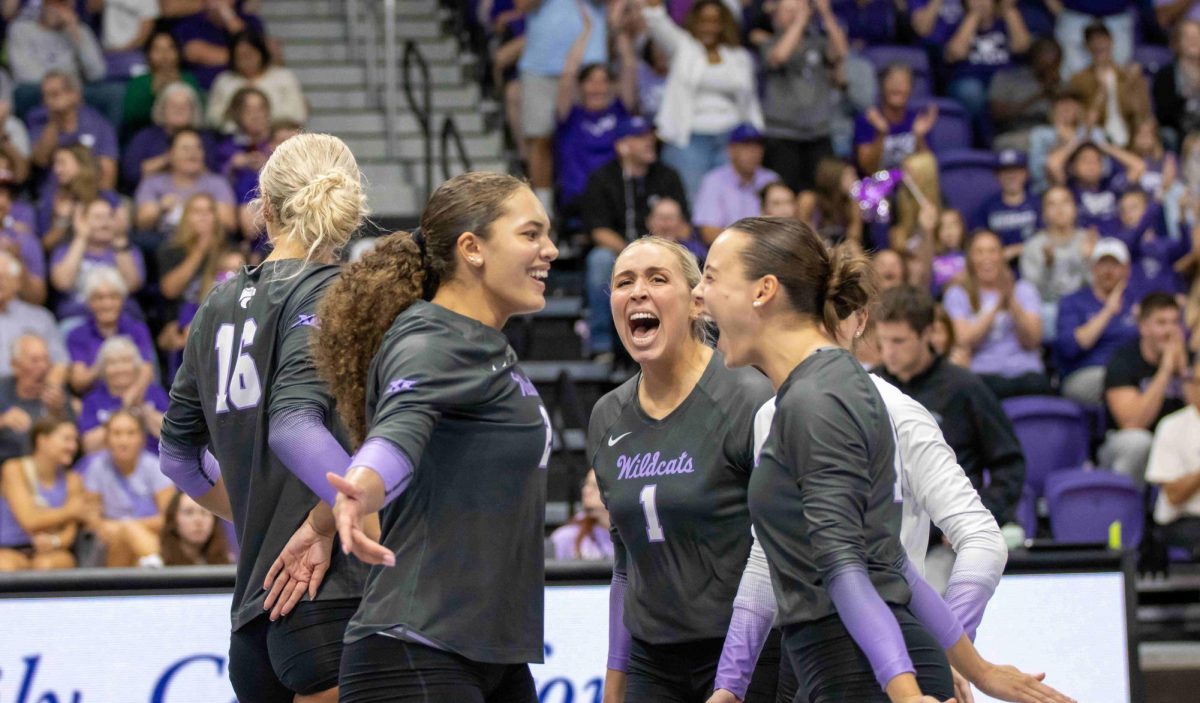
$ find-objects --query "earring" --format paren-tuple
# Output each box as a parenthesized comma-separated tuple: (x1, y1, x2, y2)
(470, 257, 482, 266)
(854, 331, 864, 339)
(752, 301, 763, 308)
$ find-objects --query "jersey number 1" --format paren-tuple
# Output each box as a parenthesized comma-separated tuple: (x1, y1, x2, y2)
(214, 320, 263, 412)
(639, 484, 666, 543)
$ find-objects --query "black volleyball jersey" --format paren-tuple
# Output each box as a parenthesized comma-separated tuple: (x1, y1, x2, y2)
(749, 348, 911, 628)
(343, 300, 551, 665)
(161, 259, 367, 631)
(588, 350, 773, 643)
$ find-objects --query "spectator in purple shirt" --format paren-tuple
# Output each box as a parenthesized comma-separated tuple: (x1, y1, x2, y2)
(78, 409, 173, 567)
(971, 149, 1040, 263)
(28, 71, 118, 191)
(50, 198, 144, 320)
(38, 144, 125, 250)
(944, 0, 1031, 126)
(548, 469, 614, 561)
(78, 336, 167, 455)
(135, 128, 237, 237)
(910, 0, 966, 46)
(214, 87, 270, 198)
(853, 65, 939, 174)
(66, 267, 156, 395)
(121, 82, 216, 194)
(553, 2, 636, 222)
(1055, 140, 1145, 239)
(693, 124, 781, 245)
(0, 179, 46, 307)
(1118, 189, 1191, 302)
(943, 229, 1050, 399)
(833, 0, 899, 49)
(172, 0, 265, 90)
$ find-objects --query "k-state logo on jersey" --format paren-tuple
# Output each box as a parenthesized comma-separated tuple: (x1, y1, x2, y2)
(291, 313, 318, 329)
(238, 286, 256, 309)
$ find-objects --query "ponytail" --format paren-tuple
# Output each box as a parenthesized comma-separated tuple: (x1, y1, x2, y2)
(822, 244, 876, 339)
(314, 232, 425, 446)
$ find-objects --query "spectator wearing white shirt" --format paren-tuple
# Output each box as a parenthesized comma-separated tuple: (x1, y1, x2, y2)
(99, 0, 159, 79)
(1146, 360, 1200, 559)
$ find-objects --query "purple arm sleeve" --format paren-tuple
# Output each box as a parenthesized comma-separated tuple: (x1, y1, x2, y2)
(826, 563, 916, 691)
(607, 568, 633, 672)
(159, 439, 220, 499)
(902, 559, 966, 650)
(714, 538, 777, 698)
(350, 437, 415, 507)
(944, 566, 997, 641)
(268, 407, 351, 506)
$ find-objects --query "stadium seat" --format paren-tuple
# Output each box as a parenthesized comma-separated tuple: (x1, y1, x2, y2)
(1016, 483, 1038, 538)
(1002, 396, 1091, 496)
(938, 150, 1001, 221)
(861, 45, 933, 98)
(1045, 469, 1144, 548)
(911, 98, 973, 154)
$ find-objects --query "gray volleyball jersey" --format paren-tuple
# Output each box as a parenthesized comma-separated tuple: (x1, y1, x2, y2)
(161, 260, 367, 631)
(749, 348, 911, 627)
(588, 351, 773, 644)
(344, 300, 551, 665)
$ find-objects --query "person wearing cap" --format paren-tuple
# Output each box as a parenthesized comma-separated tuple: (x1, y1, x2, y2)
(581, 114, 688, 359)
(1101, 292, 1191, 487)
(1054, 236, 1138, 405)
(0, 176, 45, 306)
(692, 124, 780, 245)
(971, 149, 1040, 263)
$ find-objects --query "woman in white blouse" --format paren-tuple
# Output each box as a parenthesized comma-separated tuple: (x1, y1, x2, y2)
(205, 30, 307, 132)
(641, 0, 763, 203)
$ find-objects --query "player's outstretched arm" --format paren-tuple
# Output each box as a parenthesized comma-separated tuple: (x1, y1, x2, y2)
(709, 536, 777, 703)
(327, 468, 396, 566)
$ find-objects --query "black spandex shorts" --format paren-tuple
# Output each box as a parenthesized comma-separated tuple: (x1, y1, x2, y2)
(624, 629, 781, 703)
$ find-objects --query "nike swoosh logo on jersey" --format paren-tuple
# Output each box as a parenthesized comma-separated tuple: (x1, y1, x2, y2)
(608, 432, 633, 447)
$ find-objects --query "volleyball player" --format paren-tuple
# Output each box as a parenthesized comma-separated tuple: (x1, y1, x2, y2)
(586, 237, 776, 703)
(159, 133, 370, 703)
(695, 217, 1073, 703)
(315, 172, 558, 702)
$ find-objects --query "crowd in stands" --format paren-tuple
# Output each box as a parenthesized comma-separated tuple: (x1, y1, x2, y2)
(469, 0, 1200, 558)
(0, 0, 301, 571)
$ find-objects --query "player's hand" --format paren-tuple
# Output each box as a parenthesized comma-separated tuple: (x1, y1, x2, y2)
(706, 688, 741, 703)
(951, 667, 975, 703)
(263, 517, 334, 621)
(971, 663, 1076, 703)
(327, 470, 396, 567)
(603, 668, 627, 703)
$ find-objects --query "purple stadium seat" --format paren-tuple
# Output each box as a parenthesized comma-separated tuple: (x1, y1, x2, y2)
(1133, 44, 1173, 78)
(861, 45, 932, 98)
(938, 150, 1001, 220)
(1016, 484, 1038, 538)
(1045, 469, 1144, 548)
(1001, 396, 1091, 496)
(912, 98, 973, 154)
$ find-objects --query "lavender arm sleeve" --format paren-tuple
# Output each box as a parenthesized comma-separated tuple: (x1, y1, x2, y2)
(714, 534, 778, 698)
(607, 533, 633, 672)
(159, 438, 220, 499)
(826, 563, 916, 691)
(268, 406, 351, 506)
(901, 559, 966, 650)
(349, 437, 415, 507)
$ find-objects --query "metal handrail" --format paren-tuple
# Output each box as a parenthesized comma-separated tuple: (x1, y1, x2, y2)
(402, 39, 434, 201)
(440, 115, 473, 181)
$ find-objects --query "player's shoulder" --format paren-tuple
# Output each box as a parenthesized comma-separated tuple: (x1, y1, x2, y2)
(594, 373, 638, 423)
(700, 351, 774, 410)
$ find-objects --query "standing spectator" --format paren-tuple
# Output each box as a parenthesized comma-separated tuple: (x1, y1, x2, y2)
(518, 0, 608, 215)
(760, 181, 798, 219)
(1154, 20, 1200, 143)
(79, 410, 173, 567)
(173, 0, 264, 90)
(100, 0, 159, 78)
(853, 65, 939, 174)
(1054, 237, 1138, 405)
(553, 1, 636, 222)
(0, 416, 88, 571)
(159, 490, 231, 566)
(1028, 89, 1105, 193)
(121, 82, 214, 194)
(1100, 292, 1189, 486)
(645, 196, 707, 261)
(78, 336, 167, 455)
(50, 198, 144, 319)
(38, 144, 124, 249)
(581, 115, 687, 358)
(875, 284, 1026, 526)
(1020, 185, 1092, 326)
(1054, 0, 1136, 80)
(0, 335, 71, 464)
(943, 230, 1050, 398)
(548, 469, 613, 561)
(972, 149, 1040, 262)
(759, 0, 848, 192)
(693, 125, 780, 244)
(1065, 22, 1151, 148)
(642, 0, 763, 203)
(7, 0, 106, 119)
(134, 129, 236, 236)
(944, 0, 1032, 127)
(1146, 358, 1200, 559)
(65, 267, 156, 395)
(120, 30, 203, 138)
(989, 37, 1064, 150)
(0, 178, 46, 306)
(0, 252, 69, 378)
(206, 31, 307, 132)
(796, 157, 863, 248)
(27, 71, 118, 191)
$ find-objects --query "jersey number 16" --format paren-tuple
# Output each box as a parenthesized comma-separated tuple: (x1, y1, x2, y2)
(215, 320, 263, 412)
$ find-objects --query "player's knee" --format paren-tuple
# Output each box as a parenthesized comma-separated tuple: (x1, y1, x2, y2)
(0, 550, 31, 571)
(31, 550, 76, 570)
